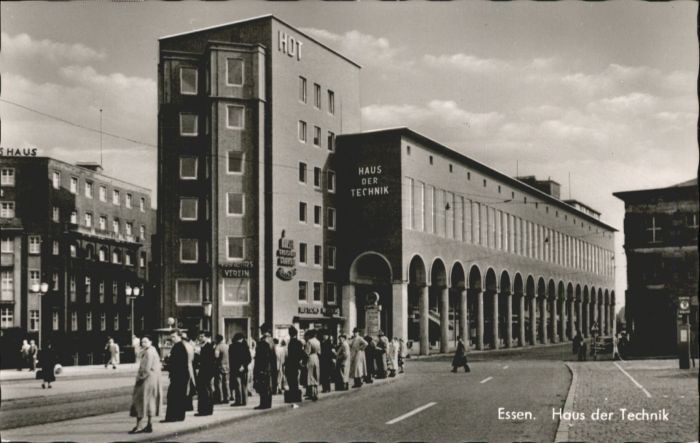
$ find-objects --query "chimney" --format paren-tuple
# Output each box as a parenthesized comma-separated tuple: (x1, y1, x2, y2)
(76, 162, 103, 173)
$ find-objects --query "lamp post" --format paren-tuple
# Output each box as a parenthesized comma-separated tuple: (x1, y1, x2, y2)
(31, 282, 49, 348)
(126, 285, 141, 342)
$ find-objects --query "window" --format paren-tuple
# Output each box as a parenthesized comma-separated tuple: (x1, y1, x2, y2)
(299, 202, 307, 223)
(70, 177, 78, 194)
(483, 179, 487, 187)
(299, 76, 307, 103)
(99, 281, 105, 303)
(112, 250, 120, 264)
(139, 253, 146, 268)
(29, 236, 41, 254)
(29, 310, 39, 331)
(1, 238, 12, 253)
(298, 121, 307, 142)
(126, 193, 132, 208)
(69, 275, 76, 301)
(29, 270, 40, 288)
(314, 83, 321, 109)
(52, 241, 59, 255)
(100, 313, 106, 331)
(299, 242, 307, 264)
(140, 225, 146, 240)
(51, 310, 60, 330)
(498, 185, 501, 193)
(112, 219, 119, 234)
(327, 171, 336, 193)
(180, 198, 198, 220)
(327, 246, 336, 269)
(227, 193, 244, 216)
(313, 126, 321, 146)
(98, 247, 106, 262)
(113, 313, 119, 331)
(99, 185, 106, 201)
(299, 162, 307, 183)
(314, 205, 322, 226)
(326, 282, 337, 304)
(0, 202, 15, 218)
(180, 113, 198, 136)
(176, 279, 202, 305)
(1, 168, 15, 186)
(429, 155, 433, 165)
(52, 171, 61, 189)
(112, 189, 120, 205)
(1, 307, 14, 328)
(125, 252, 132, 266)
(314, 245, 322, 266)
(327, 207, 336, 230)
(222, 278, 249, 304)
(99, 216, 107, 230)
(177, 156, 198, 180)
(112, 281, 118, 303)
(298, 281, 308, 302)
(82, 181, 92, 199)
(226, 105, 244, 129)
(227, 152, 244, 174)
(180, 67, 198, 95)
(1, 271, 14, 300)
(52, 206, 60, 222)
(647, 216, 662, 243)
(125, 222, 133, 236)
(313, 167, 321, 188)
(85, 312, 92, 331)
(227, 237, 244, 260)
(70, 211, 78, 224)
(328, 90, 335, 114)
(327, 131, 335, 151)
(84, 212, 93, 228)
(226, 58, 244, 86)
(140, 197, 146, 212)
(313, 282, 322, 302)
(180, 238, 198, 263)
(70, 244, 78, 258)
(69, 311, 78, 331)
(85, 276, 91, 303)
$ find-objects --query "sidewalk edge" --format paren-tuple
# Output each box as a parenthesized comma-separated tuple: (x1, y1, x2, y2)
(555, 362, 577, 443)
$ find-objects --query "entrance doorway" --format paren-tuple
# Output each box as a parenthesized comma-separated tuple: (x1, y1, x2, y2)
(224, 317, 249, 342)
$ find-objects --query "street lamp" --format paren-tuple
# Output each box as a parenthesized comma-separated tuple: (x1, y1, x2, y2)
(126, 285, 142, 342)
(31, 282, 49, 348)
(203, 300, 212, 332)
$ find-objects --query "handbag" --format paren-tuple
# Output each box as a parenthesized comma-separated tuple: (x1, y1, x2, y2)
(54, 364, 63, 375)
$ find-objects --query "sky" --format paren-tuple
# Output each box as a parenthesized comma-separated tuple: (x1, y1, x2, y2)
(1, 1, 698, 309)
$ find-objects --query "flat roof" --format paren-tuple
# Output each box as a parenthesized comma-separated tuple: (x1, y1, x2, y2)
(613, 177, 698, 201)
(339, 127, 617, 232)
(159, 14, 362, 69)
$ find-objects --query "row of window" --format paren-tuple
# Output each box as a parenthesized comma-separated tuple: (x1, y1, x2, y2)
(406, 177, 614, 277)
(1, 236, 41, 254)
(643, 214, 698, 244)
(179, 152, 244, 180)
(179, 194, 245, 220)
(55, 310, 126, 332)
(53, 207, 146, 238)
(298, 280, 337, 304)
(179, 59, 244, 96)
(179, 105, 244, 136)
(297, 121, 336, 150)
(298, 163, 336, 191)
(297, 203, 336, 229)
(52, 171, 146, 211)
(298, 76, 335, 114)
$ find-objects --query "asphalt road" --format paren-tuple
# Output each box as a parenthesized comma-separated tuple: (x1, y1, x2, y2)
(181, 345, 572, 442)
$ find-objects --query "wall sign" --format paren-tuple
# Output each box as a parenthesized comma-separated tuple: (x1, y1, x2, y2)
(0, 147, 38, 157)
(276, 230, 297, 281)
(351, 164, 389, 198)
(278, 31, 303, 60)
(298, 306, 340, 317)
(220, 261, 254, 278)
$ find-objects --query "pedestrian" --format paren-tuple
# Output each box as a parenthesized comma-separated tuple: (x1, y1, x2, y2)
(304, 330, 321, 401)
(253, 323, 276, 409)
(578, 336, 588, 361)
(132, 334, 142, 360)
(319, 331, 335, 393)
(163, 329, 191, 422)
(213, 334, 230, 404)
(375, 331, 388, 379)
(247, 339, 256, 397)
(573, 330, 583, 356)
(451, 336, 470, 373)
(181, 332, 196, 412)
(398, 338, 406, 373)
(29, 339, 39, 371)
(271, 338, 280, 395)
(195, 331, 215, 416)
(39, 341, 57, 389)
(284, 326, 305, 403)
(228, 333, 252, 406)
(363, 336, 375, 384)
(335, 334, 350, 391)
(274, 338, 287, 394)
(129, 335, 161, 434)
(105, 337, 120, 369)
(388, 337, 400, 377)
(19, 339, 30, 371)
(349, 328, 368, 388)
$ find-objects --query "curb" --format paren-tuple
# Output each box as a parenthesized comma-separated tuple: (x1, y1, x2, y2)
(137, 375, 401, 442)
(555, 362, 578, 443)
(409, 341, 572, 360)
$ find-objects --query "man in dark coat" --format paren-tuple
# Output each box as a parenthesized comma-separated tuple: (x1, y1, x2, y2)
(285, 326, 305, 402)
(195, 332, 216, 416)
(364, 336, 376, 383)
(164, 329, 190, 422)
(319, 330, 336, 393)
(253, 323, 276, 409)
(228, 333, 252, 406)
(451, 336, 470, 373)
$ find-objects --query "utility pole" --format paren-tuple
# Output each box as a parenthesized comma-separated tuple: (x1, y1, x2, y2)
(99, 108, 103, 167)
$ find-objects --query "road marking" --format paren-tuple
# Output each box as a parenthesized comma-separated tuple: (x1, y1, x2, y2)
(614, 362, 652, 398)
(386, 402, 437, 425)
(480, 376, 494, 384)
(503, 365, 509, 369)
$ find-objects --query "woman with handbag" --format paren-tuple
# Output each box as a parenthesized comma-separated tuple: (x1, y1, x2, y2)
(39, 341, 58, 388)
(129, 335, 162, 434)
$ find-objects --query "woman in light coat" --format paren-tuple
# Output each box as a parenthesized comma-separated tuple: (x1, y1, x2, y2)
(388, 337, 399, 377)
(129, 335, 162, 434)
(275, 339, 287, 394)
(304, 331, 321, 400)
(348, 329, 368, 388)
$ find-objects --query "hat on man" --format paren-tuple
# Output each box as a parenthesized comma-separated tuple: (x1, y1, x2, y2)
(260, 322, 271, 333)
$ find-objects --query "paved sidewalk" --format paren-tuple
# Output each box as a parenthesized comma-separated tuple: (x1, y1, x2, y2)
(562, 359, 698, 443)
(3, 375, 399, 443)
(1, 363, 139, 382)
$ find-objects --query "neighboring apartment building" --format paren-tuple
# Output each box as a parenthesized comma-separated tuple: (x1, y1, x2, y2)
(0, 156, 155, 365)
(157, 15, 361, 340)
(614, 178, 699, 356)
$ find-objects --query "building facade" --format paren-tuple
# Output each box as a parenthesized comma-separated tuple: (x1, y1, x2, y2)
(614, 179, 699, 356)
(336, 129, 616, 354)
(0, 156, 155, 365)
(157, 15, 361, 340)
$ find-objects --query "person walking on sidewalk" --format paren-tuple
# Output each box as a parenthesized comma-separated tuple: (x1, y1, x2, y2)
(304, 330, 321, 401)
(335, 334, 350, 390)
(105, 337, 120, 369)
(39, 341, 58, 389)
(275, 339, 287, 394)
(129, 335, 161, 434)
(164, 329, 191, 422)
(319, 331, 335, 393)
(363, 336, 376, 384)
(195, 331, 215, 416)
(451, 337, 470, 373)
(228, 333, 252, 406)
(398, 338, 406, 374)
(181, 332, 197, 412)
(19, 339, 30, 371)
(213, 334, 230, 404)
(388, 337, 399, 377)
(253, 323, 276, 409)
(349, 328, 368, 388)
(285, 326, 305, 402)
(29, 340, 39, 371)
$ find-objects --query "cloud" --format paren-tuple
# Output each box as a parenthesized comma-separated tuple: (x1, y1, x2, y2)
(423, 53, 510, 74)
(1, 32, 105, 64)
